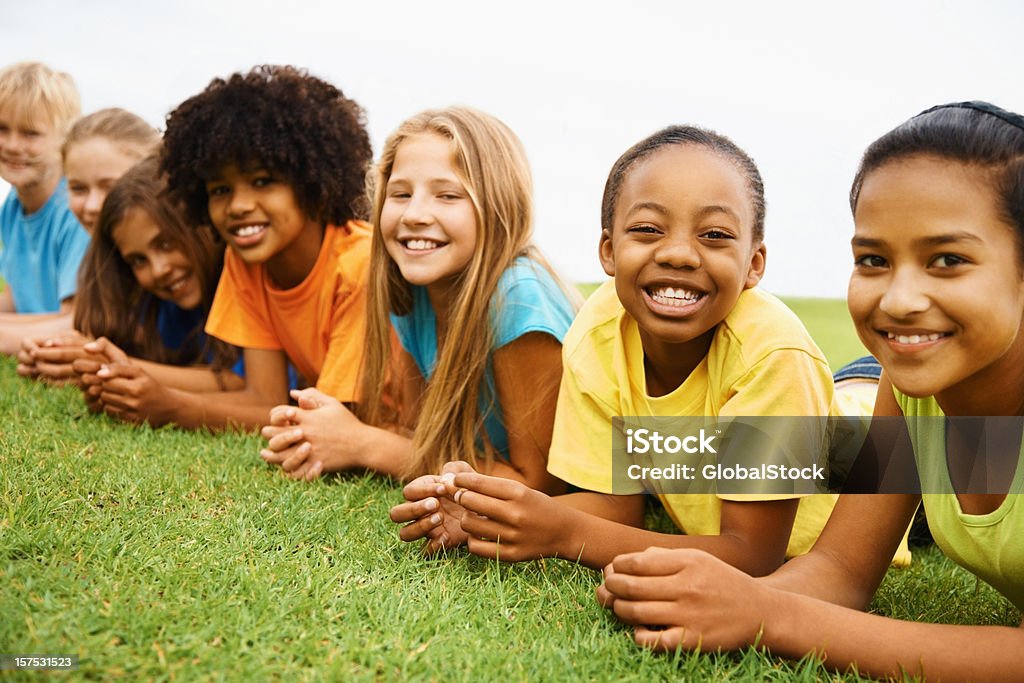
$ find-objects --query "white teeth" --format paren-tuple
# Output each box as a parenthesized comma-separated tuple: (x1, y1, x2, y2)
(168, 277, 187, 292)
(649, 286, 701, 306)
(887, 332, 944, 344)
(406, 239, 442, 251)
(234, 225, 265, 237)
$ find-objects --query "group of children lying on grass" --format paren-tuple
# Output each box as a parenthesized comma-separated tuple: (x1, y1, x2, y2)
(1, 59, 1021, 679)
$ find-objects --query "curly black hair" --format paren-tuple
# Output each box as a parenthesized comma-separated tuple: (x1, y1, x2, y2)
(161, 65, 372, 228)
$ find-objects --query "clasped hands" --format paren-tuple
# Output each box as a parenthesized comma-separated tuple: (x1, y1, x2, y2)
(260, 387, 366, 481)
(389, 461, 567, 561)
(18, 333, 172, 425)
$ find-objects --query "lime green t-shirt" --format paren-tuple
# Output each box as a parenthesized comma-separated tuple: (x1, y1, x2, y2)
(896, 389, 1024, 610)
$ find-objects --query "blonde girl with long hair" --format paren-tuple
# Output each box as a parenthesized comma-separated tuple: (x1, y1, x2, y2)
(261, 107, 577, 511)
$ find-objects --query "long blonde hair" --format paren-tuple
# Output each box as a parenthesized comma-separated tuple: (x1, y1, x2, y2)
(359, 106, 572, 477)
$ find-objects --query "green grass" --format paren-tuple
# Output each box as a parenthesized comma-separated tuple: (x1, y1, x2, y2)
(576, 282, 868, 371)
(1, 357, 1020, 681)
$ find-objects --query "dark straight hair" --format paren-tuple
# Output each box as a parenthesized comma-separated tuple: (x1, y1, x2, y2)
(850, 101, 1024, 253)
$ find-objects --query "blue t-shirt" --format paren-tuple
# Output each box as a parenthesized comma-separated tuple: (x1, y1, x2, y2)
(155, 299, 246, 378)
(390, 257, 576, 459)
(155, 299, 307, 388)
(0, 179, 90, 313)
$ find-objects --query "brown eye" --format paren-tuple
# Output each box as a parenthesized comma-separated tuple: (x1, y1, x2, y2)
(854, 254, 887, 268)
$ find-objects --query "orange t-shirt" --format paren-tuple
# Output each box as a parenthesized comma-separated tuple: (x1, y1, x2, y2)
(205, 220, 371, 402)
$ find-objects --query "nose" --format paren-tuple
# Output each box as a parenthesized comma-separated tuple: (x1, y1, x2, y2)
(878, 267, 930, 318)
(226, 185, 254, 217)
(84, 188, 104, 216)
(400, 193, 432, 227)
(654, 233, 701, 269)
(150, 252, 173, 281)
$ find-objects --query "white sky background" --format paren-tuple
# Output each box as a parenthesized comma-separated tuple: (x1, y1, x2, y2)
(3, 0, 1022, 297)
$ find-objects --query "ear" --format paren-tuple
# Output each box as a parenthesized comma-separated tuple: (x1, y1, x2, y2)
(599, 229, 615, 277)
(744, 241, 767, 289)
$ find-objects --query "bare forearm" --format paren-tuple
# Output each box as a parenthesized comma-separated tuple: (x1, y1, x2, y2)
(135, 359, 244, 393)
(161, 388, 274, 431)
(0, 313, 75, 355)
(759, 548, 877, 609)
(764, 589, 1024, 680)
(554, 505, 785, 572)
(760, 494, 919, 609)
(352, 425, 416, 479)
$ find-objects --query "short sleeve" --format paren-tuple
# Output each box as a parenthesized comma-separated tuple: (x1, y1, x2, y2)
(720, 348, 833, 418)
(0, 190, 17, 282)
(492, 262, 576, 349)
(546, 356, 645, 495)
(314, 276, 368, 402)
(205, 251, 282, 350)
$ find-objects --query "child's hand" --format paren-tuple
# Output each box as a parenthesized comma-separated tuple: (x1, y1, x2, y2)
(18, 332, 93, 385)
(389, 461, 476, 554)
(597, 547, 770, 653)
(15, 336, 42, 379)
(94, 363, 176, 426)
(72, 337, 131, 412)
(451, 469, 566, 562)
(259, 388, 365, 481)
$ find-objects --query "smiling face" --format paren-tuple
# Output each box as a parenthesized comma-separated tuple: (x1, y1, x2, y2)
(0, 106, 63, 193)
(379, 133, 478, 307)
(65, 137, 143, 234)
(204, 164, 322, 288)
(600, 144, 765, 363)
(849, 155, 1024, 404)
(111, 207, 202, 310)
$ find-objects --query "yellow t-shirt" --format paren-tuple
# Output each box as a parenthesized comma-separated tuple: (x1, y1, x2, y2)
(205, 221, 371, 402)
(549, 281, 850, 559)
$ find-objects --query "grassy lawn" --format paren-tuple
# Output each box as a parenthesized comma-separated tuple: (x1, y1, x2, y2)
(1, 298, 1017, 681)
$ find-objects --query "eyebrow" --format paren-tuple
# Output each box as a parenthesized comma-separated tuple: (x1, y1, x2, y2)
(851, 231, 984, 249)
(386, 176, 464, 188)
(694, 204, 741, 222)
(623, 202, 741, 221)
(623, 201, 670, 217)
(916, 232, 984, 247)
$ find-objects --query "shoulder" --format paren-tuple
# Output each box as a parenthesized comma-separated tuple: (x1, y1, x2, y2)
(0, 189, 21, 237)
(562, 280, 625, 369)
(326, 220, 373, 288)
(715, 288, 828, 367)
(42, 181, 85, 240)
(495, 257, 560, 296)
(491, 257, 578, 347)
(219, 246, 263, 288)
(328, 221, 373, 267)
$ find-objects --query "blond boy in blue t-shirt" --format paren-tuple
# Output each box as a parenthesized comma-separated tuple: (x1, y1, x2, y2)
(0, 62, 87, 355)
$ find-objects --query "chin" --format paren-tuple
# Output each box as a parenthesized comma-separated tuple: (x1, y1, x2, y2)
(884, 371, 943, 400)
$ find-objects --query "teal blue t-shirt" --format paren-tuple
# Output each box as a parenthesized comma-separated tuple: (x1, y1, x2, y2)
(0, 179, 90, 313)
(390, 258, 576, 459)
